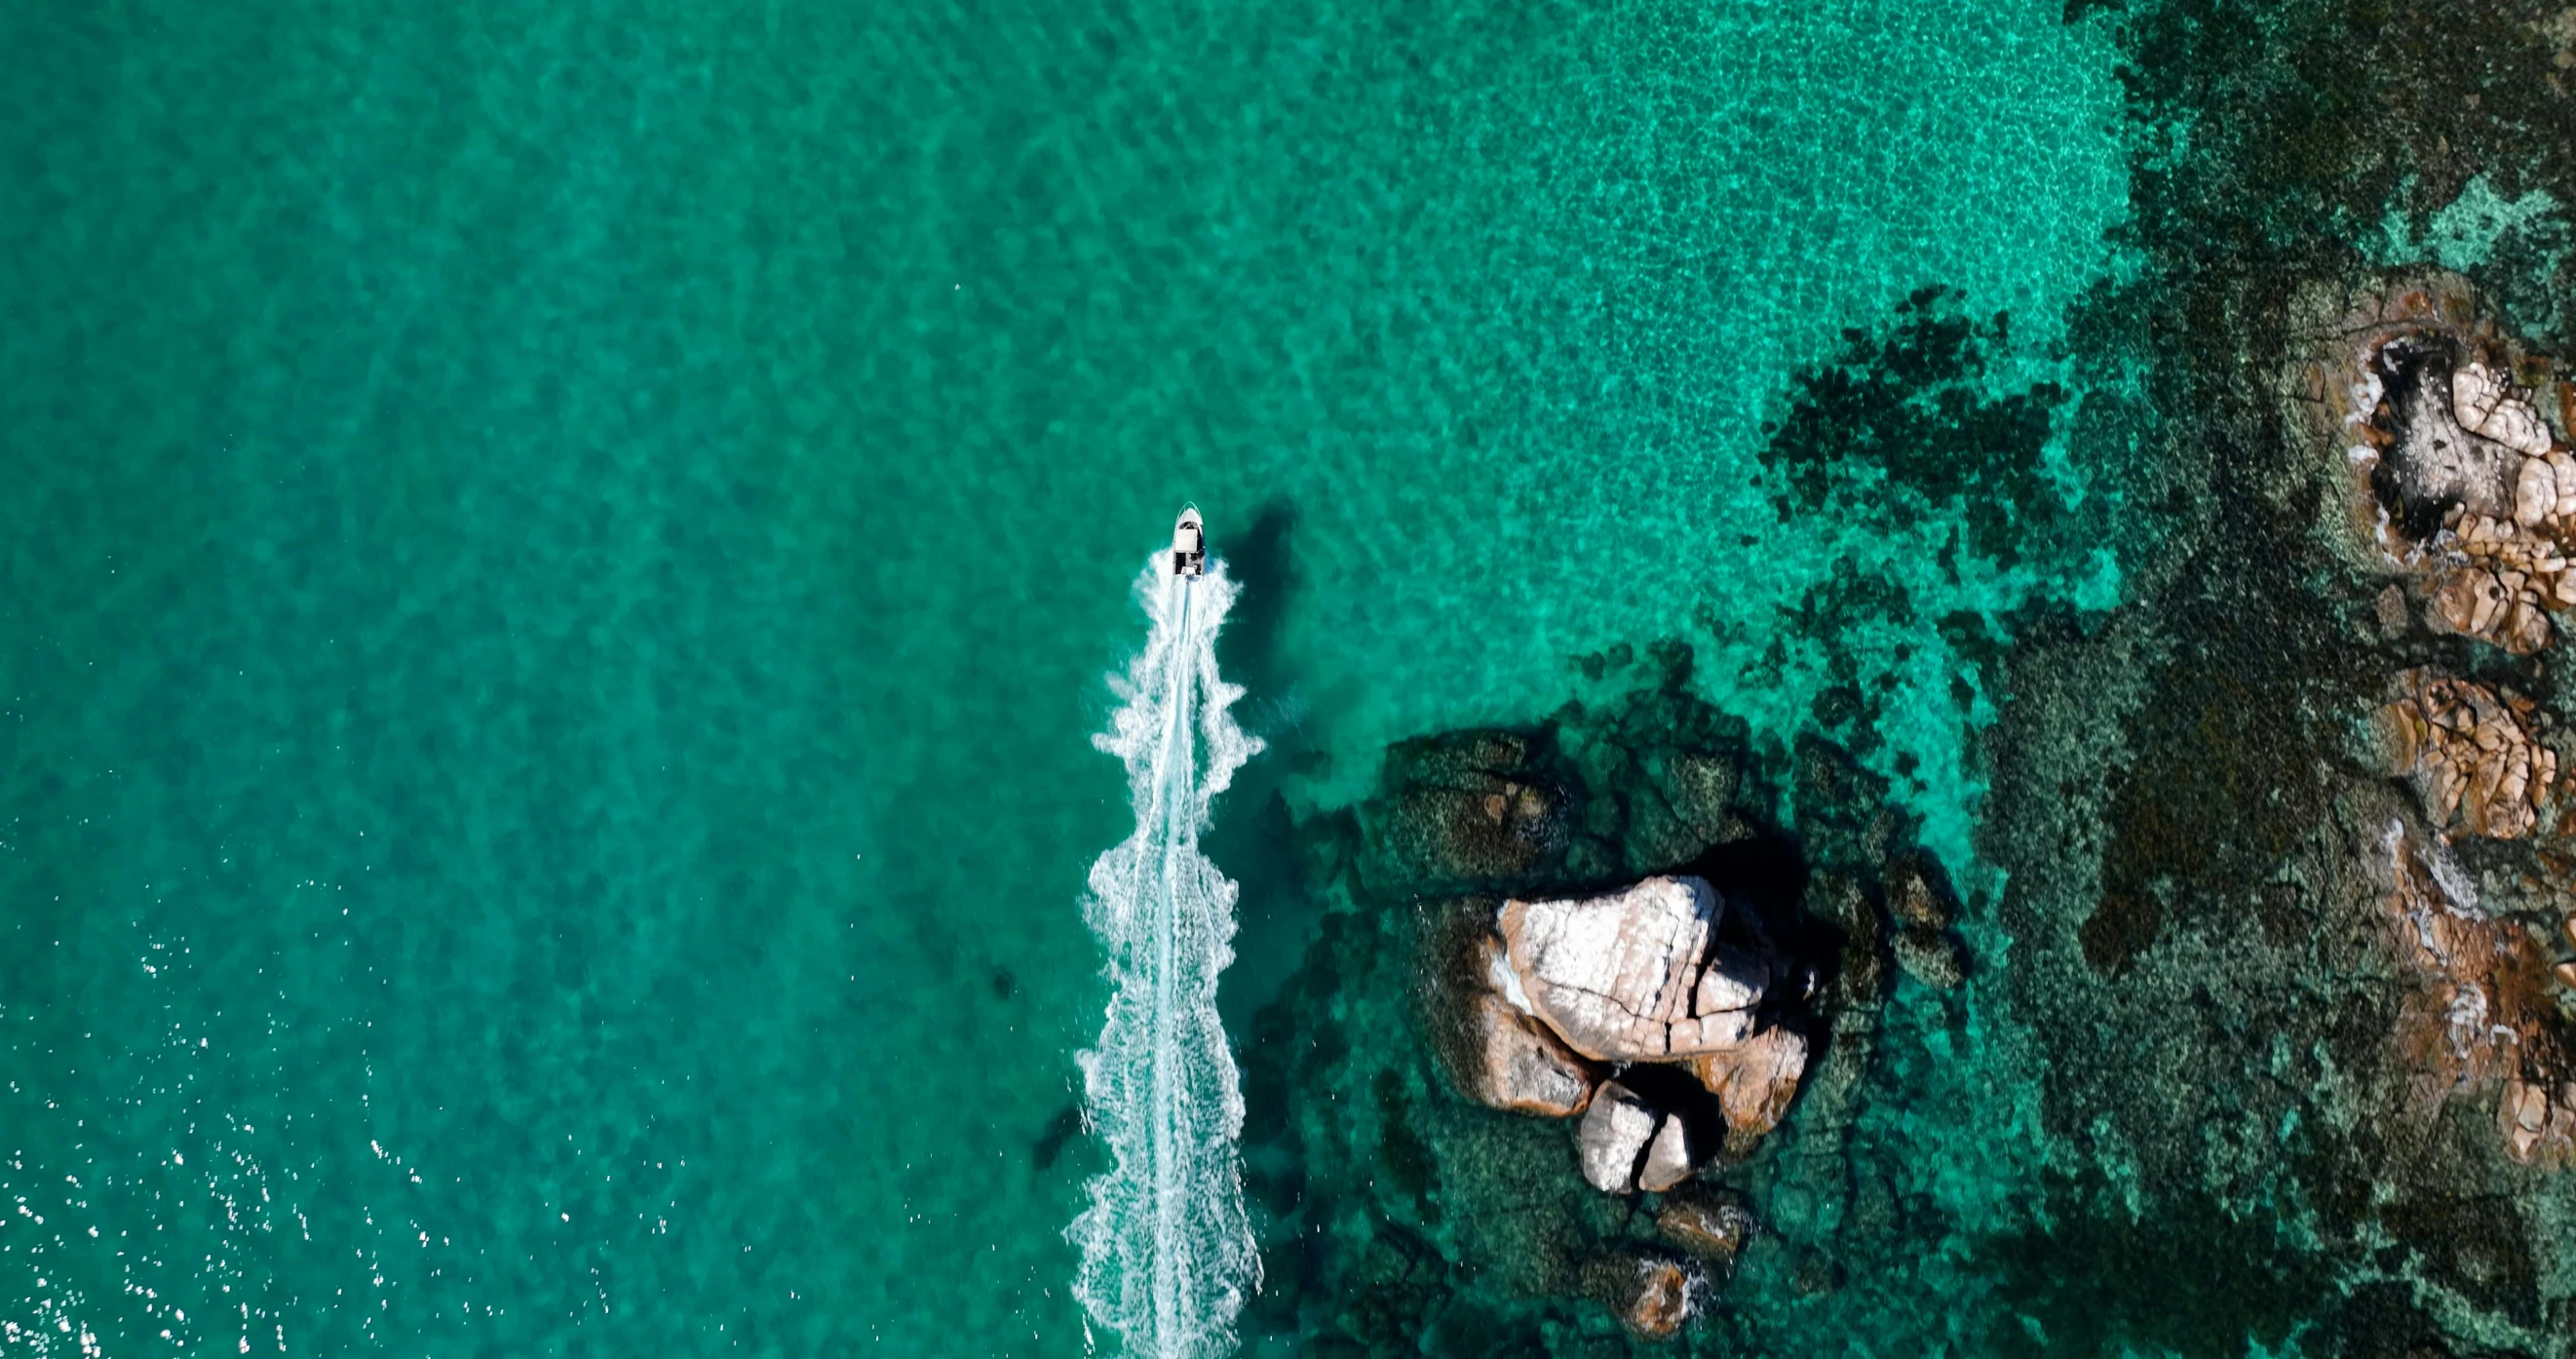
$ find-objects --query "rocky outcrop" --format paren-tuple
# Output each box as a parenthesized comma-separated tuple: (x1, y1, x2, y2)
(1499, 877, 1774, 1062)
(1429, 874, 1816, 1196)
(2375, 670, 2557, 839)
(2293, 278, 2576, 1185)
(1583, 1253, 1693, 1340)
(2375, 815, 2576, 1169)
(2319, 283, 2576, 656)
(1351, 677, 1965, 1342)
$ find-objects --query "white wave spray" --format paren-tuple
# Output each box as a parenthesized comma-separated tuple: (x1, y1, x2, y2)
(1070, 552, 1262, 1359)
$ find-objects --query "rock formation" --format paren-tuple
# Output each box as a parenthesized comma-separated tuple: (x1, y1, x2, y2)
(1427, 874, 1816, 1198)
(2374, 814, 2576, 1169)
(1654, 1186, 1756, 1267)
(1339, 680, 1960, 1344)
(2375, 670, 2556, 839)
(1577, 1081, 1666, 1194)
(2290, 279, 2576, 1184)
(1498, 876, 1774, 1062)
(1684, 1025, 1810, 1140)
(2322, 285, 2576, 656)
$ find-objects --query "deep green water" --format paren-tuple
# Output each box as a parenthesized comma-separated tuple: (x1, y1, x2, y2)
(3, 0, 2130, 1353)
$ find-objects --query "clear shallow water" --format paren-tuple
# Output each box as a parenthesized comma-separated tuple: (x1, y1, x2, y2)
(2, 0, 2126, 1353)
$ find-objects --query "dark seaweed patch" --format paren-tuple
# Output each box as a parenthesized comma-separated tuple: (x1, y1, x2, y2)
(1760, 287, 2070, 566)
(1980, 1180, 2333, 1359)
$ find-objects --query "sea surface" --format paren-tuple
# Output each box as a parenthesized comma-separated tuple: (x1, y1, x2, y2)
(2, 0, 2128, 1352)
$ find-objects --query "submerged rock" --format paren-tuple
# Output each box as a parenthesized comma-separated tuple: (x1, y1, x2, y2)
(1891, 925, 1968, 990)
(1367, 731, 1566, 892)
(1655, 1187, 1756, 1267)
(1885, 858, 1958, 931)
(1583, 1253, 1693, 1340)
(1498, 876, 1771, 1063)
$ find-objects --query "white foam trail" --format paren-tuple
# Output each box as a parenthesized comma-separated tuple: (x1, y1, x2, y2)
(1070, 553, 1262, 1359)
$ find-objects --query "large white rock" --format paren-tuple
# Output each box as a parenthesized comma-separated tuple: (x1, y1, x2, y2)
(1499, 876, 1768, 1062)
(1577, 1081, 1662, 1193)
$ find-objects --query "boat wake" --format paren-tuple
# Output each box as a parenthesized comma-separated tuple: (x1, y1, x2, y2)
(1069, 539, 1261, 1358)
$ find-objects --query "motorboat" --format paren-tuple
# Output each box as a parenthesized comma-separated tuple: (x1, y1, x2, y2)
(1169, 505, 1206, 578)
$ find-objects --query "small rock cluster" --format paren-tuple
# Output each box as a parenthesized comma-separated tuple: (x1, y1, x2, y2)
(2309, 281, 2576, 1179)
(1444, 875, 1814, 1198)
(2300, 286, 2570, 652)
(1340, 669, 1970, 1342)
(2342, 319, 2576, 655)
(2376, 670, 2557, 839)
(2376, 817, 2576, 1170)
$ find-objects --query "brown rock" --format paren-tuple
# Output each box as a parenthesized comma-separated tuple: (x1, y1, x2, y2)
(1499, 876, 1770, 1062)
(2504, 1079, 2551, 1164)
(1456, 990, 1597, 1118)
(2377, 671, 2552, 838)
(1686, 1025, 1810, 1138)
(2426, 567, 2524, 649)
(1604, 1256, 1692, 1340)
(1656, 1189, 1756, 1266)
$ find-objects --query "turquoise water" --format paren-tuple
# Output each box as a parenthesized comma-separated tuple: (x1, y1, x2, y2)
(2, 0, 2127, 1352)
